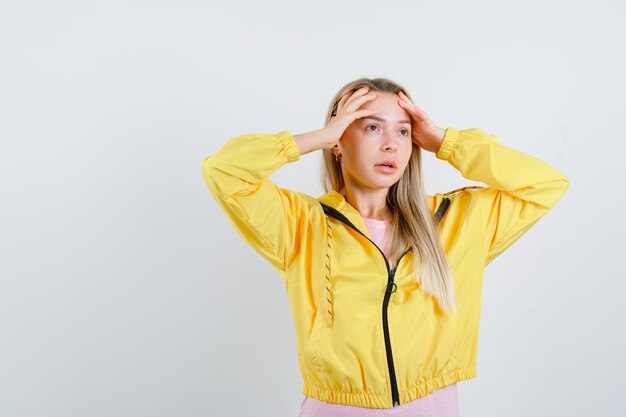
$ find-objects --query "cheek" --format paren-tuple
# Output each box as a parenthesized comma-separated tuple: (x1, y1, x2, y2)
(401, 145, 414, 165)
(353, 151, 371, 168)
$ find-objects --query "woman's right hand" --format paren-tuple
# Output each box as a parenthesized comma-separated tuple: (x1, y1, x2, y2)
(321, 86, 379, 149)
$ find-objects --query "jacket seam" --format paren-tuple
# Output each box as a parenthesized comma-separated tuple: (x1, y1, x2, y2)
(304, 383, 390, 396)
(227, 194, 288, 275)
(475, 189, 489, 262)
(303, 364, 477, 396)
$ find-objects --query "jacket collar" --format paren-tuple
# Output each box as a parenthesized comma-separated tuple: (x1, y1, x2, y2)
(317, 190, 438, 236)
(317, 190, 368, 236)
(317, 189, 346, 209)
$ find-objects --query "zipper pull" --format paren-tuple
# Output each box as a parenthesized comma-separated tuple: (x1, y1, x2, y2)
(386, 268, 397, 294)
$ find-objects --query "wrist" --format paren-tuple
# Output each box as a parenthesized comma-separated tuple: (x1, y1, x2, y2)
(293, 129, 327, 155)
(432, 126, 446, 153)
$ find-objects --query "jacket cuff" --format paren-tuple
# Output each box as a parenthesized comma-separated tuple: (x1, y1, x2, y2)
(435, 127, 460, 161)
(277, 130, 302, 163)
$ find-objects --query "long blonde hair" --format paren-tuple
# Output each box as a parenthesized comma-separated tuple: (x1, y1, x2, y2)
(320, 77, 457, 316)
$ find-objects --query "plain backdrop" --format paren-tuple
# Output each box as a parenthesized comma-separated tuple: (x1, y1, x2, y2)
(1, 1, 625, 416)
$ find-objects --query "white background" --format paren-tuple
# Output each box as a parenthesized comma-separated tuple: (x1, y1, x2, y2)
(1, 1, 624, 416)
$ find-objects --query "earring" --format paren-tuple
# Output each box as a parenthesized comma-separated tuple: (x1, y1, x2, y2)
(335, 154, 342, 163)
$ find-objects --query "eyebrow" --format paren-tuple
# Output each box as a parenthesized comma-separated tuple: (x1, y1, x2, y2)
(362, 116, 411, 125)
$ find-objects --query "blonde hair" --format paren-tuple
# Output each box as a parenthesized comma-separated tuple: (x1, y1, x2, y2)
(321, 77, 457, 315)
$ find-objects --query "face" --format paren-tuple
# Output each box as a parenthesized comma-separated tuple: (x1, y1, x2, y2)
(334, 91, 414, 192)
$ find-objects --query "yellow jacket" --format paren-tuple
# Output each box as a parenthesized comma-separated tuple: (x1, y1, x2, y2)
(200, 127, 569, 409)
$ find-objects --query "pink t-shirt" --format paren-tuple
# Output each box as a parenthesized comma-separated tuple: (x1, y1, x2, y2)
(298, 217, 460, 417)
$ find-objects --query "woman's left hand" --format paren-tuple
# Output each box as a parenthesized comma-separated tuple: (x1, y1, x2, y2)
(396, 91, 446, 154)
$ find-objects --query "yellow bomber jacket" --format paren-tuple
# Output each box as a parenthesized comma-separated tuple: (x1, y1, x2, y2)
(200, 127, 569, 409)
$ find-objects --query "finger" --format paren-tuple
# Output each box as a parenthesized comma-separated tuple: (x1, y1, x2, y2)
(397, 91, 416, 110)
(337, 90, 352, 106)
(397, 91, 419, 111)
(344, 86, 372, 109)
(347, 92, 377, 113)
(335, 90, 354, 113)
(333, 94, 348, 116)
(335, 87, 367, 116)
(397, 90, 412, 103)
(397, 95, 426, 121)
(352, 108, 379, 121)
(339, 86, 367, 106)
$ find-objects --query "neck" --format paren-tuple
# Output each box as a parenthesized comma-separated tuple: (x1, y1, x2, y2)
(339, 186, 390, 221)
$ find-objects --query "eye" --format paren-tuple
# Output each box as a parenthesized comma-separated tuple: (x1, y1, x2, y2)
(366, 125, 410, 136)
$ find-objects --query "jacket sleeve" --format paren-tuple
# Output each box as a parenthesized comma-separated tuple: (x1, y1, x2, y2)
(201, 130, 308, 279)
(435, 127, 570, 266)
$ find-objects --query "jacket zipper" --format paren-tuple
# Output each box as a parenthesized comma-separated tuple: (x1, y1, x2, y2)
(384, 266, 400, 407)
(320, 204, 411, 407)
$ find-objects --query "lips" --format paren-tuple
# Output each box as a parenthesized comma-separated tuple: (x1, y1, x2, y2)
(375, 161, 398, 174)
(375, 160, 397, 168)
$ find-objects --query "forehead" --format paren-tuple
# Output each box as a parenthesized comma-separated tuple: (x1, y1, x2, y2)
(359, 92, 411, 122)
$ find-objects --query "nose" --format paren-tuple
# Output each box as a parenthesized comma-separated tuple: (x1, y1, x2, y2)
(381, 131, 399, 151)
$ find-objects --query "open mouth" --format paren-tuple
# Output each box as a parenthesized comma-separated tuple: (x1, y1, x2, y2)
(375, 160, 397, 169)
(375, 163, 397, 173)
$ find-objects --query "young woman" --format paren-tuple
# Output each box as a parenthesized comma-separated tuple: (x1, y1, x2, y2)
(201, 78, 569, 416)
